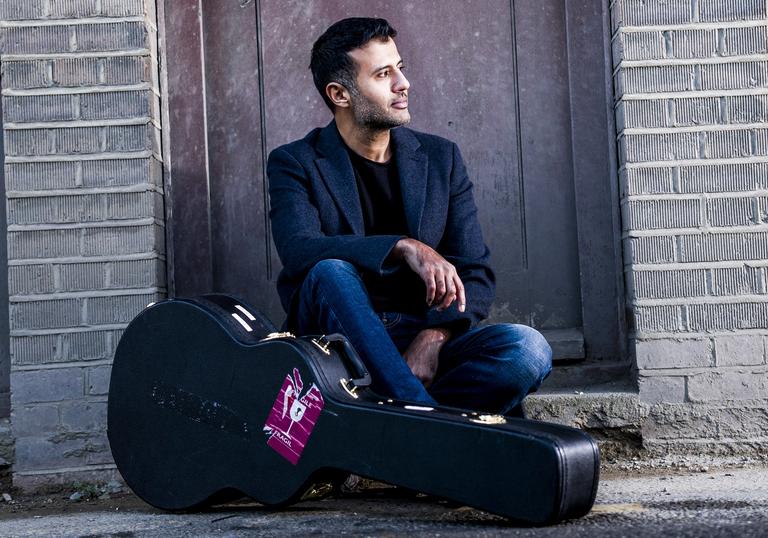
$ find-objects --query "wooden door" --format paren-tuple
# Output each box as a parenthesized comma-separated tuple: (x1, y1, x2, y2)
(159, 0, 624, 361)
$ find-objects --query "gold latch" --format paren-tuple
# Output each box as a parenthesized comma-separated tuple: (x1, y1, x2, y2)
(262, 331, 295, 340)
(311, 335, 331, 355)
(339, 378, 359, 399)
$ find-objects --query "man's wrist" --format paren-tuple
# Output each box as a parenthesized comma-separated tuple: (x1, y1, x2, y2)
(391, 238, 414, 260)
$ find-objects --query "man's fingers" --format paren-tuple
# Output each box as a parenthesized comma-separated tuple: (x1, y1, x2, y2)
(437, 276, 457, 310)
(433, 268, 447, 302)
(425, 273, 437, 305)
(455, 275, 466, 313)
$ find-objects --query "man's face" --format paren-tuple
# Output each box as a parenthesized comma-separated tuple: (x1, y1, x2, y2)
(346, 38, 410, 129)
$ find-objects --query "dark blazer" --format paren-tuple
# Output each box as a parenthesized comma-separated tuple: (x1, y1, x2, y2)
(267, 120, 495, 333)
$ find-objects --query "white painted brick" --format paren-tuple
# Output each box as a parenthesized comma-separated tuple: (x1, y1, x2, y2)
(699, 0, 767, 23)
(618, 65, 696, 95)
(688, 302, 768, 331)
(82, 224, 163, 256)
(688, 368, 768, 402)
(0, 26, 71, 55)
(49, 0, 99, 19)
(702, 129, 753, 159)
(74, 22, 147, 53)
(51, 57, 100, 86)
(633, 268, 707, 299)
(679, 162, 768, 193)
(634, 305, 682, 333)
(8, 264, 55, 295)
(82, 158, 152, 188)
(679, 231, 768, 263)
(727, 94, 768, 124)
(626, 235, 676, 264)
(638, 375, 686, 404)
(58, 262, 106, 291)
(626, 198, 700, 229)
(759, 196, 768, 224)
(10, 298, 82, 330)
(710, 265, 763, 296)
(3, 95, 78, 123)
(618, 31, 666, 60)
(624, 167, 675, 195)
(669, 28, 718, 59)
(7, 229, 81, 260)
(706, 196, 758, 227)
(672, 96, 721, 127)
(85, 292, 160, 325)
(700, 61, 768, 91)
(0, 0, 46, 20)
(612, 0, 693, 32)
(635, 338, 713, 369)
(619, 99, 669, 129)
(722, 26, 768, 56)
(9, 335, 57, 366)
(623, 131, 699, 163)
(715, 335, 766, 366)
(1, 60, 51, 90)
(755, 129, 768, 156)
(5, 162, 78, 191)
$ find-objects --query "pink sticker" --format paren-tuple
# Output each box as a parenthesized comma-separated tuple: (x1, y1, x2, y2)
(263, 368, 324, 465)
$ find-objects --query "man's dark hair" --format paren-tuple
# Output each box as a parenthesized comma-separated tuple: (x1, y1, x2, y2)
(310, 17, 397, 111)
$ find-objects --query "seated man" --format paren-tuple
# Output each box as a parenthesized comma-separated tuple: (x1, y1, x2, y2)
(267, 17, 551, 416)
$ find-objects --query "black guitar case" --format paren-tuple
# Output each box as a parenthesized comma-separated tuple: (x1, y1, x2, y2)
(107, 295, 599, 525)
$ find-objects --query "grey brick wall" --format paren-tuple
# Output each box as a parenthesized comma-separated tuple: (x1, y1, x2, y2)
(612, 0, 768, 454)
(0, 0, 164, 487)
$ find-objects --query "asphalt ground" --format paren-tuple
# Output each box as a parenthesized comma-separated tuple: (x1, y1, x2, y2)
(0, 466, 766, 537)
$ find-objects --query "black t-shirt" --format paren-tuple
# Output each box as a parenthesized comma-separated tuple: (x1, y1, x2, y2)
(347, 149, 408, 236)
(346, 148, 425, 315)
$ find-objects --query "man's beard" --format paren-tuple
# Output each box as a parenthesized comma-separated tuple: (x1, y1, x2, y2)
(349, 88, 410, 130)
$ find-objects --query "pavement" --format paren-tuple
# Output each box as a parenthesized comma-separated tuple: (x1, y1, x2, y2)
(0, 465, 766, 537)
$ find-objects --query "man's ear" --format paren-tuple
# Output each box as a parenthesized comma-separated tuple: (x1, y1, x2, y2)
(325, 82, 351, 109)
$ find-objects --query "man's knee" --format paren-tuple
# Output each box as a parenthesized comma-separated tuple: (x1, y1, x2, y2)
(305, 259, 358, 288)
(494, 323, 553, 388)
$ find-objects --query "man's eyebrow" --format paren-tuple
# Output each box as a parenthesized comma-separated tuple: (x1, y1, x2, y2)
(371, 59, 404, 75)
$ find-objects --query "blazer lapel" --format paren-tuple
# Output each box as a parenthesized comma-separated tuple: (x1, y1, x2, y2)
(314, 121, 364, 235)
(392, 127, 428, 239)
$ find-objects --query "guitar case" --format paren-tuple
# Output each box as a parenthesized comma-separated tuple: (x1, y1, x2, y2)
(107, 295, 600, 525)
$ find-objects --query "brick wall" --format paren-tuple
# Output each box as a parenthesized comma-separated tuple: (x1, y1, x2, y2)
(0, 0, 165, 488)
(612, 0, 768, 454)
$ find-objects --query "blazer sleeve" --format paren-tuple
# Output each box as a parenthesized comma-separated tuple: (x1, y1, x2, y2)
(425, 143, 496, 331)
(267, 146, 405, 279)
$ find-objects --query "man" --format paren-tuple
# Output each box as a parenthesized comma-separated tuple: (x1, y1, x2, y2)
(267, 17, 551, 416)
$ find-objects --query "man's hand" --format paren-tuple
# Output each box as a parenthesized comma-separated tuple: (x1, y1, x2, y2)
(391, 238, 466, 312)
(403, 327, 451, 388)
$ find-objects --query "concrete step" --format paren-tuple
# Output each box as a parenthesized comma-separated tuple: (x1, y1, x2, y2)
(525, 383, 643, 461)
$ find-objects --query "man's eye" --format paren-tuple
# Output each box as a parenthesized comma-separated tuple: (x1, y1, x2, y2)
(377, 71, 389, 78)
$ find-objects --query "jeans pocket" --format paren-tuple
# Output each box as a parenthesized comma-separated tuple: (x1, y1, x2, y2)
(378, 312, 402, 328)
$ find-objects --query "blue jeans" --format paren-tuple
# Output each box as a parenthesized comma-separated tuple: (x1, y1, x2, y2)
(295, 259, 552, 415)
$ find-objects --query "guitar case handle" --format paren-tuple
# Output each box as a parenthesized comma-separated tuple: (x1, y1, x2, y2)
(323, 333, 372, 389)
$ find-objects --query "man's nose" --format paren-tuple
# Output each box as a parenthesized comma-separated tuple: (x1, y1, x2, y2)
(394, 71, 410, 93)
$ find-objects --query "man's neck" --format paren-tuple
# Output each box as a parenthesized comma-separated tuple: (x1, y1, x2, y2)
(335, 113, 392, 163)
